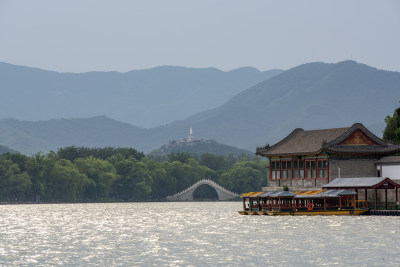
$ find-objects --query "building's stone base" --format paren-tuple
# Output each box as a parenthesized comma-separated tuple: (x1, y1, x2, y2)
(262, 186, 322, 192)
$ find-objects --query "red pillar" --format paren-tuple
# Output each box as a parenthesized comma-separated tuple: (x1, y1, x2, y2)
(278, 197, 281, 211)
(385, 189, 388, 210)
(269, 159, 272, 182)
(327, 160, 329, 183)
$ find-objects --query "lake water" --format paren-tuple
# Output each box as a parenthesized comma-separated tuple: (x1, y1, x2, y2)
(0, 202, 399, 266)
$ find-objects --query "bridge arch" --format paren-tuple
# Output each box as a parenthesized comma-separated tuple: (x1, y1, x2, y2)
(166, 179, 240, 201)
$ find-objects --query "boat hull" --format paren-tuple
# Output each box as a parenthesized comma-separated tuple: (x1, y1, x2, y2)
(238, 209, 368, 216)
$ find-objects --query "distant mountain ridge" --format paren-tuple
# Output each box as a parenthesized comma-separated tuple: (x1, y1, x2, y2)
(0, 60, 399, 155)
(172, 60, 400, 149)
(0, 62, 282, 128)
(0, 116, 148, 155)
(0, 144, 18, 155)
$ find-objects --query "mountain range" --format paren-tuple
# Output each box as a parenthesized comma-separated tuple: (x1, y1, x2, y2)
(0, 62, 281, 128)
(0, 60, 399, 155)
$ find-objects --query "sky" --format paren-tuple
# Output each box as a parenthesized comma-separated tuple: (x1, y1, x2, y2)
(0, 0, 399, 73)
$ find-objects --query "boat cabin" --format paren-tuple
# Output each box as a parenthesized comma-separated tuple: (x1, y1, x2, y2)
(240, 190, 368, 215)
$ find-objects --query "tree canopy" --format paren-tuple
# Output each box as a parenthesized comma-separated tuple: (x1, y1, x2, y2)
(0, 147, 266, 203)
(383, 106, 400, 144)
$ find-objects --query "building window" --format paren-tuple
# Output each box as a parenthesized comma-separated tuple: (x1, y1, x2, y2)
(281, 160, 292, 179)
(317, 159, 328, 178)
(293, 160, 304, 179)
(270, 160, 280, 179)
(271, 158, 326, 180)
(305, 160, 316, 178)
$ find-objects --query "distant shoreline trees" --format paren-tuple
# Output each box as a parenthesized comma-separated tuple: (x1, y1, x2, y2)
(0, 147, 266, 203)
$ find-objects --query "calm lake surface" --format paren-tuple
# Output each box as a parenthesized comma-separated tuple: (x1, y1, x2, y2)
(0, 202, 399, 266)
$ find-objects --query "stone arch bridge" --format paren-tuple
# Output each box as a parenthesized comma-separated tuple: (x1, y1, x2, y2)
(166, 179, 240, 201)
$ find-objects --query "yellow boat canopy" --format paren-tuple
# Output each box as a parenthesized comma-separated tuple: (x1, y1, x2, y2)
(241, 192, 264, 198)
(292, 190, 326, 195)
(241, 190, 325, 198)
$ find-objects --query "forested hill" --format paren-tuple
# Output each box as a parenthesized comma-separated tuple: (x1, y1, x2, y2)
(0, 145, 18, 155)
(148, 139, 252, 158)
(0, 62, 282, 128)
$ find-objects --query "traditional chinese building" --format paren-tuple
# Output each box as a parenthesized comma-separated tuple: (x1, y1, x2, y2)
(256, 123, 400, 190)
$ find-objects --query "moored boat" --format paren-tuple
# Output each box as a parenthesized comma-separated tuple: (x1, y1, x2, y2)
(239, 189, 369, 216)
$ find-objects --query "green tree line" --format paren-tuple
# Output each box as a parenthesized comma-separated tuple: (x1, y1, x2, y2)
(0, 147, 266, 203)
(383, 105, 400, 144)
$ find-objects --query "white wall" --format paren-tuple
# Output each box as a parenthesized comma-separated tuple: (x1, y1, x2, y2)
(381, 165, 400, 179)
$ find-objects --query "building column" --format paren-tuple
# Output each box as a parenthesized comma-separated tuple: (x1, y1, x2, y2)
(385, 189, 388, 210)
(278, 197, 281, 211)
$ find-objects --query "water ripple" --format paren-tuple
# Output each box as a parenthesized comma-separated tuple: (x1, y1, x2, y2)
(0, 202, 399, 266)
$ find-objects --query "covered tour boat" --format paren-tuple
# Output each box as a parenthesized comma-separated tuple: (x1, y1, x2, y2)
(239, 190, 369, 216)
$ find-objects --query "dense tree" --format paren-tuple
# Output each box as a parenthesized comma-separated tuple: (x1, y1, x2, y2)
(0, 146, 266, 203)
(0, 157, 31, 201)
(58, 146, 145, 161)
(199, 153, 228, 172)
(111, 157, 153, 201)
(2, 153, 30, 172)
(383, 106, 400, 144)
(27, 153, 56, 199)
(219, 158, 266, 193)
(167, 152, 194, 163)
(141, 158, 174, 199)
(74, 157, 117, 200)
(45, 159, 93, 202)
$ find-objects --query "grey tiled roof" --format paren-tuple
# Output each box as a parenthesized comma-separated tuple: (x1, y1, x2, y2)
(323, 177, 385, 188)
(268, 191, 296, 197)
(294, 190, 357, 198)
(256, 127, 349, 156)
(323, 145, 400, 154)
(375, 156, 400, 164)
(256, 123, 400, 157)
(252, 190, 357, 198)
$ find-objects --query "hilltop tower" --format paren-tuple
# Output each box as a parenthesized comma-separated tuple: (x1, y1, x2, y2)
(188, 127, 194, 141)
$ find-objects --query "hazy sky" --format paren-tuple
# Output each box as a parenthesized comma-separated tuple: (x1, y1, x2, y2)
(0, 0, 399, 73)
